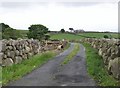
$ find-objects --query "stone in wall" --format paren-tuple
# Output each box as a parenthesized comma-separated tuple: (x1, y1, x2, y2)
(108, 57, 120, 80)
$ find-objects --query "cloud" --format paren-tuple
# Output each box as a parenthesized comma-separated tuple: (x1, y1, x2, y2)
(0, 1, 118, 32)
(0, 2, 31, 9)
(0, 2, 49, 9)
(57, 2, 104, 7)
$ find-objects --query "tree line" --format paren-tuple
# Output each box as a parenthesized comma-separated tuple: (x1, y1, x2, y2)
(0, 23, 50, 40)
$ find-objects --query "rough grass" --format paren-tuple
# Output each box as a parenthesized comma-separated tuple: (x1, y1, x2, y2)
(2, 51, 56, 85)
(61, 43, 80, 65)
(83, 43, 119, 86)
(0, 67, 2, 87)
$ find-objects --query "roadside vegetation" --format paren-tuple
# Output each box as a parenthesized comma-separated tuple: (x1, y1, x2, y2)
(61, 43, 80, 65)
(2, 51, 56, 85)
(0, 67, 2, 87)
(83, 43, 119, 86)
(2, 41, 70, 86)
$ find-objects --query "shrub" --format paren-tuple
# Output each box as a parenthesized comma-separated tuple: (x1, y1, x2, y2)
(104, 35, 109, 38)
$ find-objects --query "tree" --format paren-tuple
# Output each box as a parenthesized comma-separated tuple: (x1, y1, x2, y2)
(0, 23, 10, 32)
(60, 29, 65, 33)
(27, 24, 49, 40)
(2, 27, 20, 39)
(69, 28, 74, 32)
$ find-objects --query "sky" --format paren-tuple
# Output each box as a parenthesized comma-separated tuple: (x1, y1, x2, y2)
(0, 0, 119, 32)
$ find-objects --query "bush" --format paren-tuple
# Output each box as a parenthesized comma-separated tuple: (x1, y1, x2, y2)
(104, 35, 109, 38)
(2, 28, 21, 40)
(60, 29, 65, 33)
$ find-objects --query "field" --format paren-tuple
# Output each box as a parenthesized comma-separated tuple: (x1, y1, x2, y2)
(2, 29, 119, 40)
(50, 33, 83, 40)
(78, 32, 119, 39)
(50, 32, 119, 40)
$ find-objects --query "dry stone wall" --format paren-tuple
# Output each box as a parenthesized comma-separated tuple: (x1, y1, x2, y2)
(1, 39, 41, 66)
(81, 38, 120, 80)
(0, 39, 67, 66)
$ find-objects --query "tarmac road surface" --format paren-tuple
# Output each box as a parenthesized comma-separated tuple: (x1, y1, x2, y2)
(7, 43, 96, 86)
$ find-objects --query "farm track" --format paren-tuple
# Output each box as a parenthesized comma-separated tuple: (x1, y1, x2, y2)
(7, 43, 96, 86)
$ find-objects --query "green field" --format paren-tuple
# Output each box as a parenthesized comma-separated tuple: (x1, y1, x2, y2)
(50, 33, 83, 40)
(79, 32, 119, 39)
(1, 29, 119, 40)
(50, 32, 119, 40)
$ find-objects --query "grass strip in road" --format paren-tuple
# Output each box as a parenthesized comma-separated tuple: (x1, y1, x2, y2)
(61, 43, 80, 65)
(83, 43, 119, 86)
(2, 51, 56, 85)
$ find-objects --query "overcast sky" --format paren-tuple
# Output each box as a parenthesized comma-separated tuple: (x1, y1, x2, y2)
(0, 0, 119, 32)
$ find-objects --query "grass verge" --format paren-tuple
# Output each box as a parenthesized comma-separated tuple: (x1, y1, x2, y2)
(82, 43, 119, 86)
(61, 43, 80, 65)
(2, 42, 70, 86)
(2, 51, 56, 85)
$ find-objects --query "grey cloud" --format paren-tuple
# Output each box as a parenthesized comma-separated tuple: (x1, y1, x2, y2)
(1, 2, 31, 9)
(0, 2, 48, 9)
(58, 2, 108, 7)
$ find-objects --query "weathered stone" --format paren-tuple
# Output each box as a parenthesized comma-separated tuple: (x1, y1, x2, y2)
(3, 58, 13, 66)
(2, 43, 6, 52)
(106, 47, 111, 56)
(7, 46, 13, 50)
(15, 56, 22, 64)
(22, 54, 28, 59)
(25, 46, 31, 53)
(108, 57, 120, 80)
(3, 54, 7, 59)
(27, 53, 33, 58)
(6, 50, 11, 57)
(110, 53, 117, 60)
(15, 50, 20, 56)
(98, 48, 102, 56)
(9, 51, 15, 59)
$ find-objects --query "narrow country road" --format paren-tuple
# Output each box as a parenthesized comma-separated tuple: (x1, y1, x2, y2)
(7, 43, 96, 86)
